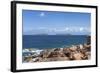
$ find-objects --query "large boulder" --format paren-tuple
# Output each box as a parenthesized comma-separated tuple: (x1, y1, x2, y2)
(69, 45, 77, 52)
(41, 50, 51, 58)
(63, 48, 71, 57)
(47, 51, 67, 58)
(72, 52, 84, 60)
(83, 44, 91, 51)
(23, 56, 33, 62)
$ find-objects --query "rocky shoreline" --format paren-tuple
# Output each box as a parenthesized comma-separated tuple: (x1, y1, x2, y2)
(23, 43, 91, 63)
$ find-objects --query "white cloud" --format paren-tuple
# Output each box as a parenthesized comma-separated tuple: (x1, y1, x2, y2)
(38, 27, 87, 33)
(24, 26, 91, 35)
(65, 27, 69, 30)
(79, 27, 84, 31)
(64, 27, 90, 33)
(40, 12, 45, 17)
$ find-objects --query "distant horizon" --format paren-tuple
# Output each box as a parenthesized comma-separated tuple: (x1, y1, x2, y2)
(23, 10, 91, 35)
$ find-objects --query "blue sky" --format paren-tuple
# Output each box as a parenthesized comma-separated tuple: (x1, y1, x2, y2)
(22, 10, 91, 35)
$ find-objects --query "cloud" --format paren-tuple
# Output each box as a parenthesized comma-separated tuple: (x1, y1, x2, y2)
(35, 27, 90, 33)
(79, 27, 84, 31)
(55, 27, 90, 34)
(23, 26, 91, 35)
(40, 12, 45, 17)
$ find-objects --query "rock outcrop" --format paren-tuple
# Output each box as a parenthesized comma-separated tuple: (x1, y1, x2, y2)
(23, 44, 91, 62)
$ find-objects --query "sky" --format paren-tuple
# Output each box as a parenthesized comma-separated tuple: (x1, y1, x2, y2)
(22, 10, 91, 35)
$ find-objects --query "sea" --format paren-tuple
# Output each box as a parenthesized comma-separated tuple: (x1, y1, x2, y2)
(23, 35, 88, 49)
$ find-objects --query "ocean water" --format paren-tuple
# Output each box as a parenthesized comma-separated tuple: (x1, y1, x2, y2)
(23, 35, 88, 49)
